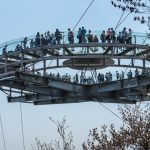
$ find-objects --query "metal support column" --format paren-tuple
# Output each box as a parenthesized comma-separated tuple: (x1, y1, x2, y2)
(43, 60, 46, 75)
(57, 59, 59, 67)
(5, 56, 7, 73)
(21, 52, 24, 70)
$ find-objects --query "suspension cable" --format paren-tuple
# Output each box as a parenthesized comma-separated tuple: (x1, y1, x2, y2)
(117, 12, 132, 29)
(72, 0, 95, 31)
(64, 0, 95, 43)
(115, 11, 125, 30)
(0, 114, 6, 150)
(19, 91, 26, 150)
(89, 96, 129, 126)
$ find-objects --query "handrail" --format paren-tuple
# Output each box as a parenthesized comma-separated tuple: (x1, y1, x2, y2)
(0, 31, 149, 56)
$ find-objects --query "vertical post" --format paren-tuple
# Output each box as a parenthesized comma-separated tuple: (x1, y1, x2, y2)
(87, 46, 89, 55)
(143, 59, 145, 69)
(63, 34, 65, 56)
(43, 60, 46, 75)
(5, 56, 7, 73)
(57, 59, 59, 67)
(131, 59, 134, 67)
(21, 52, 24, 70)
(32, 63, 35, 74)
(63, 34, 65, 45)
(118, 58, 120, 66)
(10, 87, 12, 98)
(134, 35, 136, 56)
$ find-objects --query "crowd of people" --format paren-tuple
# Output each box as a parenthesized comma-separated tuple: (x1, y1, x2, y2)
(38, 68, 142, 85)
(2, 27, 133, 54)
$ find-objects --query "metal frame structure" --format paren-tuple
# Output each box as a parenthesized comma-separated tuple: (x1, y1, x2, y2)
(0, 36, 150, 105)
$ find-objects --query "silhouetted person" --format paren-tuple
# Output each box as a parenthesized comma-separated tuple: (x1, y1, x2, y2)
(23, 37, 27, 49)
(35, 32, 40, 47)
(106, 28, 111, 43)
(81, 27, 86, 43)
(55, 29, 62, 44)
(40, 34, 46, 46)
(77, 28, 82, 44)
(122, 27, 127, 43)
(100, 30, 106, 43)
(30, 39, 34, 48)
(116, 71, 120, 80)
(111, 28, 116, 42)
(117, 32, 123, 43)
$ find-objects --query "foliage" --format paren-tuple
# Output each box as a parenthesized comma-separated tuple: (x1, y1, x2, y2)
(111, 0, 150, 27)
(83, 103, 150, 150)
(32, 117, 75, 150)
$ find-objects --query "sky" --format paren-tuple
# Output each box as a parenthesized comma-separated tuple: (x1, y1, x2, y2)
(0, 0, 149, 150)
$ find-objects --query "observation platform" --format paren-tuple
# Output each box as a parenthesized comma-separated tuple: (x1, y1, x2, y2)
(0, 31, 150, 105)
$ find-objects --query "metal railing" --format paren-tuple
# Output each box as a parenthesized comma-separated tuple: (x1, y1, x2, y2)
(0, 31, 149, 55)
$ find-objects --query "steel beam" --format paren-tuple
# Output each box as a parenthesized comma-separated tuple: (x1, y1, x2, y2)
(0, 80, 63, 95)
(7, 94, 60, 103)
(15, 72, 48, 86)
(48, 79, 86, 93)
(89, 76, 150, 94)
(117, 47, 135, 56)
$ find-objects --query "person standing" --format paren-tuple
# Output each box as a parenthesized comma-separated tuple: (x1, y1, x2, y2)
(55, 29, 62, 44)
(122, 27, 127, 43)
(35, 32, 40, 47)
(68, 28, 74, 44)
(77, 28, 82, 44)
(106, 28, 111, 43)
(100, 30, 106, 43)
(23, 37, 28, 49)
(111, 28, 116, 43)
(128, 28, 132, 44)
(87, 30, 93, 43)
(81, 27, 87, 43)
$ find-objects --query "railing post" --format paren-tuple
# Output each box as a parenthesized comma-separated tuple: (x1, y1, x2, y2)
(62, 34, 66, 56)
(87, 46, 89, 55)
(5, 55, 7, 73)
(134, 35, 136, 56)
(63, 34, 65, 45)
(43, 60, 46, 75)
(21, 51, 24, 70)
(57, 59, 59, 67)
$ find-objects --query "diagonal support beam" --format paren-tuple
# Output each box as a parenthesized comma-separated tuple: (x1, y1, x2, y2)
(117, 47, 135, 56)
(63, 47, 73, 56)
(103, 47, 112, 55)
(23, 51, 41, 58)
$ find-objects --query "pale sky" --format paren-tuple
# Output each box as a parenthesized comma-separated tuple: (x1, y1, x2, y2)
(0, 0, 148, 150)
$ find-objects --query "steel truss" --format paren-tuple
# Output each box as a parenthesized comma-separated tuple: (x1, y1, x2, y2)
(0, 43, 150, 105)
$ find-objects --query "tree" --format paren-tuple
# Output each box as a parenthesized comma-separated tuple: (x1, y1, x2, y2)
(32, 117, 75, 150)
(111, 0, 150, 29)
(83, 103, 150, 150)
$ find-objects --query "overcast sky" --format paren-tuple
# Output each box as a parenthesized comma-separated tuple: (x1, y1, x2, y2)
(0, 0, 148, 150)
